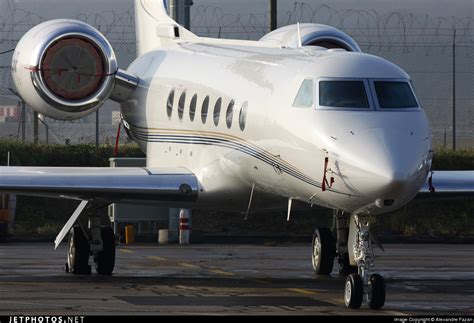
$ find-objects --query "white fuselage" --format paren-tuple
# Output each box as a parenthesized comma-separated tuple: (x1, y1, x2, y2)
(121, 43, 432, 215)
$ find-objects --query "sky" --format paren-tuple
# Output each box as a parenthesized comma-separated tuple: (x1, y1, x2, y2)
(3, 0, 473, 21)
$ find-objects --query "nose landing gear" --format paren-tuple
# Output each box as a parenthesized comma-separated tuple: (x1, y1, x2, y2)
(311, 214, 386, 309)
(344, 215, 385, 309)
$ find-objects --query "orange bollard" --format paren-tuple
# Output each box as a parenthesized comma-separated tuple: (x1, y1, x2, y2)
(125, 225, 135, 244)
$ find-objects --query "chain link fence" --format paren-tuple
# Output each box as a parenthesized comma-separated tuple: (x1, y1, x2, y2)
(1, 1, 473, 148)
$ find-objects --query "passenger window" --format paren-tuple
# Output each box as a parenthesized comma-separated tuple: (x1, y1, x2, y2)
(178, 91, 186, 120)
(201, 96, 209, 124)
(226, 100, 234, 129)
(319, 81, 369, 108)
(293, 79, 314, 108)
(167, 89, 175, 118)
(189, 94, 197, 121)
(213, 98, 222, 126)
(239, 101, 248, 131)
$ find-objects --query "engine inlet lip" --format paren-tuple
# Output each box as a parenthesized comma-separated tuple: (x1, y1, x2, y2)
(40, 36, 106, 101)
(30, 25, 117, 113)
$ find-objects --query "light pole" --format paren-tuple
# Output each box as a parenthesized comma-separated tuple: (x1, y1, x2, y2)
(270, 0, 277, 32)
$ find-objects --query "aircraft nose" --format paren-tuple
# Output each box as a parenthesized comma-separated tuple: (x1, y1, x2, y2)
(345, 127, 431, 204)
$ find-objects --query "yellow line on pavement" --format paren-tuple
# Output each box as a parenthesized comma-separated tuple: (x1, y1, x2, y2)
(329, 297, 345, 305)
(209, 269, 235, 276)
(287, 288, 318, 296)
(177, 262, 200, 269)
(147, 256, 166, 261)
(118, 248, 134, 254)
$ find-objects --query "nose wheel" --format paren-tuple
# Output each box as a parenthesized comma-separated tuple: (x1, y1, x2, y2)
(344, 273, 363, 308)
(367, 273, 386, 309)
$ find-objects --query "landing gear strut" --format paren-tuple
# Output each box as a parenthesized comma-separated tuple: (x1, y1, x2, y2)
(334, 211, 357, 276)
(344, 215, 385, 309)
(66, 207, 116, 275)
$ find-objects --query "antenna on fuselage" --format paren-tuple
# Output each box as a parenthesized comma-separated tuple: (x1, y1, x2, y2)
(297, 22, 302, 48)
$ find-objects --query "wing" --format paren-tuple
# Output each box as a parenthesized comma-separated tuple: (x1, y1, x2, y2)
(0, 167, 198, 204)
(418, 170, 474, 198)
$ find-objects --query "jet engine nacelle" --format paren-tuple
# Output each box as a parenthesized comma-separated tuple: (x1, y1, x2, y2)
(11, 19, 118, 120)
(260, 23, 361, 52)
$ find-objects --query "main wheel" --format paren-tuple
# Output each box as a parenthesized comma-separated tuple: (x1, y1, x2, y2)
(344, 273, 363, 309)
(94, 226, 116, 275)
(67, 226, 91, 275)
(311, 228, 335, 275)
(368, 273, 386, 309)
(338, 252, 358, 276)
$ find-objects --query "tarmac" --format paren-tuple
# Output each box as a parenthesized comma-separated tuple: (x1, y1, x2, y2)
(0, 242, 473, 315)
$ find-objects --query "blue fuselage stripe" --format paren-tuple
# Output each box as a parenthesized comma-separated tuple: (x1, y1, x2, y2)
(129, 127, 350, 195)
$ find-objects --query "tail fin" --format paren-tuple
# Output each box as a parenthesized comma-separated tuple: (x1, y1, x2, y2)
(135, 0, 199, 56)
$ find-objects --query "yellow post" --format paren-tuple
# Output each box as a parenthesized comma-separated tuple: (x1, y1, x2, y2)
(125, 225, 135, 244)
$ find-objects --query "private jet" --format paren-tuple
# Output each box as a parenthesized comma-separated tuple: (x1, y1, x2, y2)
(1, 0, 473, 309)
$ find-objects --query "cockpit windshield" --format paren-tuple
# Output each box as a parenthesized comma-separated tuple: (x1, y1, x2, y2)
(319, 81, 369, 109)
(374, 81, 418, 109)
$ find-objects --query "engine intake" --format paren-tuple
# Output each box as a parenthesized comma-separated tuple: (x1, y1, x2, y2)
(260, 23, 361, 52)
(12, 19, 118, 120)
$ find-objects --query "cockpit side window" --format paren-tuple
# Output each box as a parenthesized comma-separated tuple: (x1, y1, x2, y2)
(374, 81, 418, 109)
(319, 81, 369, 109)
(292, 79, 314, 108)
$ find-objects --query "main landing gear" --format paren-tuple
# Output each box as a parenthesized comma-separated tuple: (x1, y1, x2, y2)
(66, 211, 116, 276)
(311, 213, 385, 309)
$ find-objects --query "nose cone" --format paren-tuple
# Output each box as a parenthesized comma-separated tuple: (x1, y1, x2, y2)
(368, 127, 424, 181)
(314, 109, 432, 213)
(341, 126, 431, 210)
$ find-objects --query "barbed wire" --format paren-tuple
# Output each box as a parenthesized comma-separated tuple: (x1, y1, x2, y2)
(0, 0, 472, 148)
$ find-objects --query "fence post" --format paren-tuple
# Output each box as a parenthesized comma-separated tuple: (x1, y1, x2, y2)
(270, 0, 277, 32)
(33, 111, 39, 144)
(21, 100, 26, 142)
(184, 0, 192, 31)
(452, 29, 456, 151)
(95, 110, 99, 147)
